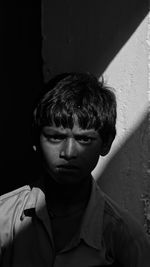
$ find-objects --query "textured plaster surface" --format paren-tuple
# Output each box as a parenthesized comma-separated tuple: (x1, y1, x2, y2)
(93, 15, 149, 226)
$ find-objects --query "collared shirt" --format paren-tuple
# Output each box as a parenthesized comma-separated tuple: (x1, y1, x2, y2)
(0, 178, 150, 267)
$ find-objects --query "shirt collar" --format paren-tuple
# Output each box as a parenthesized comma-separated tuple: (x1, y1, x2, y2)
(23, 179, 49, 221)
(22, 180, 54, 243)
(23, 178, 105, 251)
(79, 178, 105, 250)
(59, 178, 105, 252)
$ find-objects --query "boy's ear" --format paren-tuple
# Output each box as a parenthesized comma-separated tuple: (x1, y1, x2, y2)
(33, 145, 37, 152)
(100, 135, 115, 156)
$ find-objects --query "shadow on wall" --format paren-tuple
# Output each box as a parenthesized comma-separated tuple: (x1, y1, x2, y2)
(42, 0, 148, 80)
(1, 2, 43, 194)
(97, 112, 149, 226)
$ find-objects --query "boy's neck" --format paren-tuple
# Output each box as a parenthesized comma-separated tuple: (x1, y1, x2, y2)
(44, 173, 92, 217)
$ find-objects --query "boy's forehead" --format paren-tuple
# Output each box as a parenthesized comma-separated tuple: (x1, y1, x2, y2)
(42, 123, 99, 136)
(41, 115, 100, 136)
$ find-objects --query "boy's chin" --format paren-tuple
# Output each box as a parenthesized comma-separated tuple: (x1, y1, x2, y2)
(44, 168, 91, 185)
(53, 173, 89, 186)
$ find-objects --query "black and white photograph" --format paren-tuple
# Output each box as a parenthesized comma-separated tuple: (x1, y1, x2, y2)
(0, 1, 149, 266)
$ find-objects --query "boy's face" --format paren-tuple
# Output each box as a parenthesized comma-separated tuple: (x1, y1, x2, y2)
(39, 118, 103, 185)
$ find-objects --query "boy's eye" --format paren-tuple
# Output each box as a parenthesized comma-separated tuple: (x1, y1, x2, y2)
(77, 137, 93, 144)
(43, 133, 96, 144)
(45, 135, 65, 142)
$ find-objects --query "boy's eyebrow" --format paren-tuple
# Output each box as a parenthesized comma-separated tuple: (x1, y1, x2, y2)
(43, 126, 97, 135)
(74, 132, 98, 137)
(42, 128, 65, 135)
(42, 127, 98, 136)
(42, 127, 66, 133)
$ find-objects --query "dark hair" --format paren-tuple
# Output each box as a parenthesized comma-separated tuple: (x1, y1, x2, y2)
(33, 72, 117, 144)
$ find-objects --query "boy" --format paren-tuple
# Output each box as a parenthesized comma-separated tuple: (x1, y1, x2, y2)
(0, 72, 150, 266)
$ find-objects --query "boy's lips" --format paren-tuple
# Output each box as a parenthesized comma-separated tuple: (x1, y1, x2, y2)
(57, 164, 79, 170)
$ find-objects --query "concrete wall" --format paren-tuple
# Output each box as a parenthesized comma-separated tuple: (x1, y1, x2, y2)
(93, 15, 149, 227)
(42, 1, 149, 226)
(42, 0, 148, 80)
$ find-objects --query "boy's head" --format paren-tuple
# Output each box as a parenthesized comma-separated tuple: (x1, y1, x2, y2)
(33, 73, 116, 146)
(32, 73, 117, 184)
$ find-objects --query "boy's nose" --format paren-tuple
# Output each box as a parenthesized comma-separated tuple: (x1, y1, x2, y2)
(60, 138, 77, 160)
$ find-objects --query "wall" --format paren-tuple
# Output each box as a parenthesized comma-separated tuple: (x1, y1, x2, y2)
(42, 1, 148, 226)
(42, 0, 147, 80)
(1, 3, 42, 194)
(93, 15, 149, 227)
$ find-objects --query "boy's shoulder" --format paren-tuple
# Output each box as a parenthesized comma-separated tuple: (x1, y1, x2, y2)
(0, 186, 32, 247)
(0, 185, 31, 202)
(102, 191, 130, 224)
(101, 190, 147, 242)
(97, 189, 150, 265)
(0, 180, 45, 217)
(0, 185, 31, 214)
